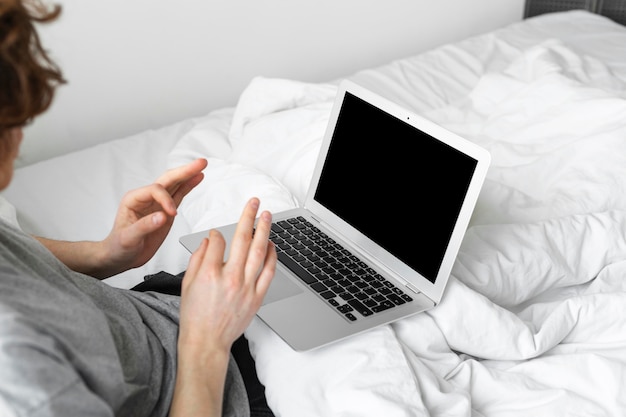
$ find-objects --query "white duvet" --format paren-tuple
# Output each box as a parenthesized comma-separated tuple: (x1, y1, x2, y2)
(168, 37, 626, 416)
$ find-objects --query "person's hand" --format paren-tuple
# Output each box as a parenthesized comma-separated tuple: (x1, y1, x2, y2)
(178, 197, 276, 352)
(171, 197, 276, 417)
(100, 158, 208, 277)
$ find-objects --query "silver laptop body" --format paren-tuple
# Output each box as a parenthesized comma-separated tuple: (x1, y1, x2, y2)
(180, 80, 491, 351)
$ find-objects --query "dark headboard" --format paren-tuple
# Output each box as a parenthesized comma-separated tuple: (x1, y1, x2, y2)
(524, 0, 626, 25)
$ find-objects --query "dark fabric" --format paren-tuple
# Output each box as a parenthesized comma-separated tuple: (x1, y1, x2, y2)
(132, 270, 186, 295)
(132, 271, 275, 417)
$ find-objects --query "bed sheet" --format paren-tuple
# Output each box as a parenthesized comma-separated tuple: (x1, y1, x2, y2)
(165, 11, 626, 417)
(3, 9, 626, 416)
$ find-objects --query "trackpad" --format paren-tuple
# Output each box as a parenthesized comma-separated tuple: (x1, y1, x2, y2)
(262, 272, 302, 305)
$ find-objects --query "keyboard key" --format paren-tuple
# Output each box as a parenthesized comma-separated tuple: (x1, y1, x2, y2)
(320, 290, 335, 300)
(338, 304, 353, 314)
(388, 294, 406, 305)
(277, 252, 317, 285)
(348, 299, 373, 317)
(371, 300, 395, 313)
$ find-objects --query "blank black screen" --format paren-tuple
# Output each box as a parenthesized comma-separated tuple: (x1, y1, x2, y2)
(314, 92, 477, 282)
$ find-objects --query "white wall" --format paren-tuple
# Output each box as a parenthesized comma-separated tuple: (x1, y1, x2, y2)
(19, 0, 525, 167)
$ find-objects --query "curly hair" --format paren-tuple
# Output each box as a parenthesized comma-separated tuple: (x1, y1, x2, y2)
(0, 0, 65, 136)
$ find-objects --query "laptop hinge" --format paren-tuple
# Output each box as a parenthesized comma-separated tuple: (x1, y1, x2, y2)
(405, 282, 421, 295)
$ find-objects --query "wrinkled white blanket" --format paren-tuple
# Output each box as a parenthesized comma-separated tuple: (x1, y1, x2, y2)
(169, 40, 626, 416)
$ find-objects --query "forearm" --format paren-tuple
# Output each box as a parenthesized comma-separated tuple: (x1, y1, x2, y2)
(34, 236, 117, 279)
(169, 343, 230, 417)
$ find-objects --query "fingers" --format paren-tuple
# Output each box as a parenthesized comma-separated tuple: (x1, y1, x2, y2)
(205, 229, 227, 275)
(156, 158, 208, 206)
(116, 182, 181, 246)
(119, 210, 169, 248)
(185, 230, 226, 283)
(158, 158, 207, 187)
(184, 198, 275, 302)
(255, 240, 277, 296)
(227, 198, 263, 269)
(243, 210, 273, 284)
(123, 159, 206, 222)
(229, 199, 276, 301)
(125, 183, 178, 216)
(185, 237, 208, 284)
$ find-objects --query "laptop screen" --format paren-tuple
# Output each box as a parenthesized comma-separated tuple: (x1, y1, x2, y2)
(313, 92, 478, 283)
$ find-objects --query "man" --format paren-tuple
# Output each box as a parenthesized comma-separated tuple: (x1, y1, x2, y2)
(0, 1, 276, 416)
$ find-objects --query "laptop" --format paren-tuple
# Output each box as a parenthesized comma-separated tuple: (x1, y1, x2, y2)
(180, 79, 490, 351)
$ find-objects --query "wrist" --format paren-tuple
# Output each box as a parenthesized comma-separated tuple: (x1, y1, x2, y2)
(171, 339, 230, 417)
(178, 334, 231, 368)
(35, 236, 116, 279)
(78, 238, 121, 279)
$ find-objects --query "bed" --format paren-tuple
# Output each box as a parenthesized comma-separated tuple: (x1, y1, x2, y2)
(3, 8, 626, 417)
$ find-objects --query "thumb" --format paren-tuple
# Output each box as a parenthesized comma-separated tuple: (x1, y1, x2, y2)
(125, 211, 167, 243)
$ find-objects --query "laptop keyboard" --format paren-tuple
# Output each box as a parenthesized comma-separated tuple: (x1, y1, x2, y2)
(269, 216, 413, 322)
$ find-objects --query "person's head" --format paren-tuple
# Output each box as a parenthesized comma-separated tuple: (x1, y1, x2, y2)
(0, 0, 65, 190)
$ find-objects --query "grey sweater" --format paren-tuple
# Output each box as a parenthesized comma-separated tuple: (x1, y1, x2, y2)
(0, 215, 248, 417)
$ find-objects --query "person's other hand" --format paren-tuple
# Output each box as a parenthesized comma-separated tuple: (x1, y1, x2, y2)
(100, 158, 208, 276)
(178, 197, 277, 354)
